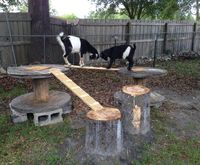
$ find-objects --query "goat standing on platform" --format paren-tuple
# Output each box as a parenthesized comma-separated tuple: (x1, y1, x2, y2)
(57, 32, 99, 66)
(100, 44, 136, 70)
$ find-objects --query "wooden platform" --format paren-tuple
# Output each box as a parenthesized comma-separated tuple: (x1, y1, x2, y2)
(64, 65, 119, 71)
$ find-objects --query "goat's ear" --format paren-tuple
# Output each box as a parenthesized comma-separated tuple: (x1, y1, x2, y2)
(59, 32, 64, 37)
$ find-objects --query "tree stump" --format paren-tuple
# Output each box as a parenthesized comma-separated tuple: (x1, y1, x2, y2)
(85, 107, 123, 156)
(114, 85, 150, 135)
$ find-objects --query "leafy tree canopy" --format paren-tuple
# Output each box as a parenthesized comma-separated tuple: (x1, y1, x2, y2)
(0, 0, 56, 15)
(0, 0, 26, 11)
(59, 13, 78, 20)
(90, 0, 155, 19)
(89, 0, 196, 20)
(88, 10, 129, 19)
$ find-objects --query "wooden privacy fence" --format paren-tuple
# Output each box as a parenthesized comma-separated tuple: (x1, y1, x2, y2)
(76, 19, 200, 61)
(1, 13, 200, 67)
(0, 13, 31, 67)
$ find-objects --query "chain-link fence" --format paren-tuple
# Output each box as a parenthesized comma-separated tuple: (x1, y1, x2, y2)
(0, 31, 200, 68)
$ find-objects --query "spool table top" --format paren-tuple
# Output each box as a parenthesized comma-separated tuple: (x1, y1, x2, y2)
(118, 66, 167, 79)
(7, 64, 69, 79)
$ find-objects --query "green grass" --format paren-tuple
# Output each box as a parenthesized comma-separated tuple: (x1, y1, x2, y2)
(156, 59, 200, 79)
(0, 85, 27, 99)
(132, 107, 200, 165)
(0, 115, 77, 165)
(0, 59, 200, 164)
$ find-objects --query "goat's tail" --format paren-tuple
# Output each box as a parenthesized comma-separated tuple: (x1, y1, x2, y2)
(132, 43, 136, 49)
(56, 32, 64, 46)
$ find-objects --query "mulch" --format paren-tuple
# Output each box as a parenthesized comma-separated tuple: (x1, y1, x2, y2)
(0, 68, 199, 117)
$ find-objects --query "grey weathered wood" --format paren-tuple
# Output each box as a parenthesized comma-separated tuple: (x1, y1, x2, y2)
(10, 90, 71, 113)
(7, 64, 69, 79)
(1, 14, 200, 66)
(85, 119, 122, 156)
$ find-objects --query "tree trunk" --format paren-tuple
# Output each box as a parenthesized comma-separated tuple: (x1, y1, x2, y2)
(28, 0, 50, 64)
(196, 0, 200, 21)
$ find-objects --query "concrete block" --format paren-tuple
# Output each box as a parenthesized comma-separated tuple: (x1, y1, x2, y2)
(10, 104, 27, 123)
(34, 108, 63, 126)
(62, 104, 72, 114)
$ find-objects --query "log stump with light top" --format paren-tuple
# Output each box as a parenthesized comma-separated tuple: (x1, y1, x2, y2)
(115, 85, 150, 135)
(85, 107, 123, 156)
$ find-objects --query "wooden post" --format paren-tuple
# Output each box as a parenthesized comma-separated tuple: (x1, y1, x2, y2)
(191, 22, 197, 51)
(126, 21, 131, 44)
(163, 23, 168, 54)
(153, 35, 158, 67)
(28, 0, 50, 63)
(33, 79, 49, 102)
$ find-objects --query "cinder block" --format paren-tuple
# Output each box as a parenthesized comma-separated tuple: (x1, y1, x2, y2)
(10, 104, 27, 123)
(34, 108, 63, 126)
(62, 104, 72, 114)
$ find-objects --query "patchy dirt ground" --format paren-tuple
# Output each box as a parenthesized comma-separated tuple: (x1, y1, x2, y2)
(153, 88, 200, 138)
(0, 68, 200, 137)
(0, 64, 200, 164)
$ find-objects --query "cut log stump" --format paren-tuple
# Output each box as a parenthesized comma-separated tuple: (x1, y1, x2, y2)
(85, 108, 122, 156)
(114, 85, 151, 135)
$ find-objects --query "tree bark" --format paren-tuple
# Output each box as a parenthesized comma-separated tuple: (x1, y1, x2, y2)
(196, 0, 200, 21)
(28, 0, 50, 63)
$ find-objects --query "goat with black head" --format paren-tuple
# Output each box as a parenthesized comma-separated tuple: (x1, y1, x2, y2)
(100, 44, 136, 70)
(57, 32, 99, 66)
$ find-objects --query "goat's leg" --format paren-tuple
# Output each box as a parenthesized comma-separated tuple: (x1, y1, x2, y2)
(107, 59, 114, 69)
(79, 53, 84, 67)
(63, 54, 71, 66)
(62, 47, 72, 66)
(127, 58, 134, 71)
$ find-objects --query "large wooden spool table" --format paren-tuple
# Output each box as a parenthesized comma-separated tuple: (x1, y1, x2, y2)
(7, 64, 72, 126)
(118, 67, 167, 107)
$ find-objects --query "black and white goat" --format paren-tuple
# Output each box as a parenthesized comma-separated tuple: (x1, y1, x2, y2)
(56, 32, 99, 66)
(100, 44, 136, 70)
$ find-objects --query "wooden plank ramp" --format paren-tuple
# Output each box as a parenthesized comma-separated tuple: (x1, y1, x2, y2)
(50, 68, 104, 111)
(64, 65, 119, 71)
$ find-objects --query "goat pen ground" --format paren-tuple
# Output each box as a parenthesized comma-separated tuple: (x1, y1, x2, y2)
(0, 59, 200, 165)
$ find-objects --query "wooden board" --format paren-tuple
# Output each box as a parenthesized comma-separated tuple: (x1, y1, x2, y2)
(64, 65, 120, 71)
(50, 68, 104, 111)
